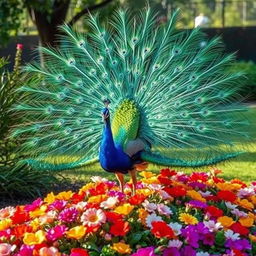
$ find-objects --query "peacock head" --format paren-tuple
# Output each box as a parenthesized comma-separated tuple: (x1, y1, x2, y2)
(102, 99, 111, 124)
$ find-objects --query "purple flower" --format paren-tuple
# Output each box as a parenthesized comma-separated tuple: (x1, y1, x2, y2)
(163, 247, 180, 256)
(180, 245, 196, 256)
(46, 225, 68, 241)
(131, 247, 156, 256)
(225, 238, 251, 251)
(188, 181, 207, 190)
(181, 226, 199, 248)
(48, 200, 67, 211)
(108, 190, 125, 201)
(58, 207, 79, 223)
(186, 200, 207, 209)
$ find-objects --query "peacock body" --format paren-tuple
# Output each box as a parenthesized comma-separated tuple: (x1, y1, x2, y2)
(14, 8, 251, 173)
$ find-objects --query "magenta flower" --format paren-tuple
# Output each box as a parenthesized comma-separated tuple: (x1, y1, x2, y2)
(46, 225, 67, 241)
(180, 245, 196, 256)
(163, 247, 180, 256)
(48, 200, 67, 211)
(24, 198, 43, 212)
(203, 233, 215, 246)
(58, 207, 79, 223)
(186, 200, 207, 209)
(131, 247, 156, 256)
(17, 245, 34, 256)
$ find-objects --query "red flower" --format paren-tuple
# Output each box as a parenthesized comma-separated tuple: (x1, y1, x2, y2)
(89, 182, 108, 196)
(205, 205, 223, 218)
(70, 248, 89, 256)
(213, 177, 225, 183)
(16, 44, 23, 50)
(105, 212, 123, 223)
(151, 221, 175, 239)
(205, 195, 219, 202)
(164, 186, 186, 197)
(232, 249, 247, 256)
(160, 168, 177, 177)
(110, 220, 130, 236)
(158, 176, 172, 186)
(189, 172, 208, 182)
(11, 206, 30, 224)
(217, 190, 237, 202)
(128, 194, 146, 205)
(12, 224, 32, 238)
(71, 192, 86, 204)
(230, 222, 249, 236)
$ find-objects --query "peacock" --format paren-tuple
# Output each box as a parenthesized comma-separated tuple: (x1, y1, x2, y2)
(13, 8, 252, 194)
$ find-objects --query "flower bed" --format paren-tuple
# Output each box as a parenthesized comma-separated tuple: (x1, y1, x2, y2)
(0, 169, 256, 256)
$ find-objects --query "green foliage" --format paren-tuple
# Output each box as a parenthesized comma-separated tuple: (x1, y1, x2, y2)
(0, 162, 58, 198)
(228, 61, 256, 100)
(0, 0, 23, 46)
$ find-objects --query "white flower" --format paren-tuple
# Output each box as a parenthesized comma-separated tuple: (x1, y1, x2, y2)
(158, 190, 172, 200)
(142, 200, 157, 212)
(203, 220, 223, 232)
(168, 239, 183, 248)
(148, 184, 163, 191)
(196, 252, 210, 256)
(90, 176, 108, 183)
(157, 204, 172, 216)
(0, 206, 16, 220)
(168, 222, 182, 236)
(100, 197, 119, 209)
(231, 208, 248, 218)
(81, 208, 106, 227)
(146, 213, 162, 228)
(225, 202, 237, 210)
(237, 187, 255, 198)
(199, 191, 212, 197)
(224, 229, 240, 241)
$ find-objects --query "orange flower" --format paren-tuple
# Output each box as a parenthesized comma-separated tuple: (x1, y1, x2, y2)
(66, 225, 86, 240)
(23, 230, 46, 245)
(187, 190, 206, 202)
(249, 195, 256, 205)
(239, 217, 254, 227)
(249, 234, 256, 242)
(138, 208, 148, 225)
(236, 198, 254, 211)
(112, 242, 131, 254)
(216, 183, 241, 191)
(217, 216, 234, 228)
(88, 195, 107, 204)
(114, 204, 134, 215)
(139, 171, 155, 179)
(179, 213, 198, 225)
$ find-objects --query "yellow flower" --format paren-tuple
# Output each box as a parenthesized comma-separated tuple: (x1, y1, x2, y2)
(249, 195, 256, 205)
(30, 218, 40, 232)
(136, 189, 154, 197)
(236, 198, 254, 211)
(114, 203, 134, 215)
(30, 205, 47, 218)
(187, 190, 206, 202)
(66, 225, 86, 240)
(88, 195, 107, 204)
(23, 230, 46, 245)
(0, 218, 12, 231)
(138, 208, 148, 225)
(139, 171, 155, 179)
(217, 216, 234, 228)
(141, 177, 160, 184)
(179, 213, 198, 225)
(55, 191, 73, 200)
(44, 192, 56, 204)
(112, 242, 131, 254)
(79, 183, 95, 193)
(239, 217, 254, 227)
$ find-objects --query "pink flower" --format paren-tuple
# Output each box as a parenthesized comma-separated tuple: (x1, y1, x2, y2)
(81, 208, 106, 227)
(16, 245, 33, 256)
(48, 200, 67, 211)
(46, 225, 67, 242)
(39, 247, 60, 256)
(16, 44, 23, 50)
(58, 207, 79, 223)
(157, 204, 173, 216)
(131, 247, 157, 256)
(0, 243, 13, 256)
(24, 198, 43, 212)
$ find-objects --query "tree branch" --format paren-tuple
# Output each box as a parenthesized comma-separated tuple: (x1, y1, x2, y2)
(68, 0, 113, 26)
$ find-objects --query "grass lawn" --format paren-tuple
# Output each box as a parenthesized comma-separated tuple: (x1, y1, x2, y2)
(53, 106, 256, 185)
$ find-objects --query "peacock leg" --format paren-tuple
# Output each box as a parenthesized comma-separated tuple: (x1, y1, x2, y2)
(115, 172, 125, 193)
(129, 169, 137, 196)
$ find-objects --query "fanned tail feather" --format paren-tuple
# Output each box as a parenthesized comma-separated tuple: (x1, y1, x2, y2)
(22, 157, 98, 171)
(141, 151, 242, 167)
